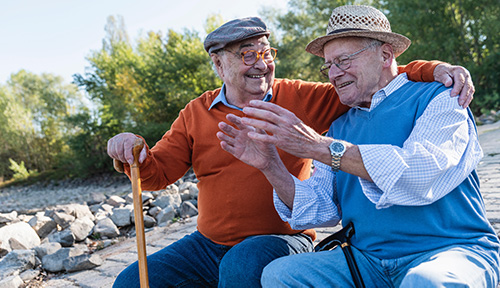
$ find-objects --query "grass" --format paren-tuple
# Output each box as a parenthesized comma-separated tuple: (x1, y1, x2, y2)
(0, 169, 70, 190)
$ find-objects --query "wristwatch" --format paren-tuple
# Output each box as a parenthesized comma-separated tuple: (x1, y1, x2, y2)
(329, 140, 346, 172)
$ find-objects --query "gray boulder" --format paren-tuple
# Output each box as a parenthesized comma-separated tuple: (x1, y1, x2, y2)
(156, 205, 176, 226)
(93, 217, 120, 238)
(69, 217, 95, 242)
(64, 204, 95, 221)
(0, 275, 23, 288)
(41, 247, 85, 272)
(110, 205, 133, 227)
(106, 195, 126, 207)
(28, 214, 57, 238)
(33, 242, 62, 259)
(152, 193, 182, 210)
(0, 222, 40, 253)
(179, 201, 198, 218)
(0, 249, 36, 279)
(63, 253, 103, 272)
(48, 230, 75, 247)
(0, 211, 17, 224)
(52, 211, 75, 229)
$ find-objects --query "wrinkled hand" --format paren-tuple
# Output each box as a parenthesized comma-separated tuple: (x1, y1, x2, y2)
(434, 63, 475, 108)
(217, 114, 280, 171)
(240, 100, 325, 159)
(107, 132, 147, 165)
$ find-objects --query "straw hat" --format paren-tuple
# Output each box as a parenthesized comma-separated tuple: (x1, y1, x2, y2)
(306, 5, 411, 58)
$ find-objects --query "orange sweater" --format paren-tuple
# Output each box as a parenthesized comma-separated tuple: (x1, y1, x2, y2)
(129, 60, 440, 246)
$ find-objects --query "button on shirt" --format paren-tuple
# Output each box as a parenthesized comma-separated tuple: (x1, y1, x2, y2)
(274, 73, 483, 229)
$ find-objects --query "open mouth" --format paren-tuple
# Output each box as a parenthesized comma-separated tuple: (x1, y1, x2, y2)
(247, 74, 266, 79)
(337, 81, 354, 89)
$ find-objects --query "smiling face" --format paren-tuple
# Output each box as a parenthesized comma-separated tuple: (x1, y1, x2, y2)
(211, 36, 275, 107)
(323, 37, 389, 108)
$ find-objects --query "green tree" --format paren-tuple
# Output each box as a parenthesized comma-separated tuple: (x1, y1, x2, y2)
(265, 0, 372, 81)
(74, 15, 221, 173)
(0, 70, 83, 180)
(375, 0, 500, 114)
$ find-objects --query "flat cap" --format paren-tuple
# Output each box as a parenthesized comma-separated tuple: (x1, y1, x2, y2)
(204, 17, 270, 54)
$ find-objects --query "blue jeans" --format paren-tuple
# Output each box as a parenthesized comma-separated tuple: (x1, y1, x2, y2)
(113, 230, 313, 288)
(262, 245, 500, 287)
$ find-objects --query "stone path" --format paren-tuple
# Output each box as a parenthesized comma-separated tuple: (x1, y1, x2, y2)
(43, 121, 500, 287)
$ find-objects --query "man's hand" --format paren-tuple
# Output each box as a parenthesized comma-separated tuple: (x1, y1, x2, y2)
(434, 63, 475, 108)
(217, 114, 280, 171)
(240, 100, 328, 160)
(107, 132, 147, 165)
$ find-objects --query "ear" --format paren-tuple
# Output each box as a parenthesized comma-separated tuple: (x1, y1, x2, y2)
(381, 44, 395, 68)
(211, 53, 225, 78)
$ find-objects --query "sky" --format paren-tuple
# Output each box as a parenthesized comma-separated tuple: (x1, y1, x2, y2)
(0, 0, 289, 85)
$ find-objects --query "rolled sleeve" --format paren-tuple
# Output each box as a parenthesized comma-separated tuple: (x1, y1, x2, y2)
(274, 161, 341, 229)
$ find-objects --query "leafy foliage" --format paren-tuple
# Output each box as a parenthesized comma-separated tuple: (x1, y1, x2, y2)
(264, 0, 373, 82)
(0, 70, 82, 179)
(1, 1, 499, 182)
(374, 0, 500, 114)
(72, 15, 221, 174)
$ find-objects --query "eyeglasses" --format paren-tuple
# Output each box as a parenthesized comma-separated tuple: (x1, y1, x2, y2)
(320, 43, 377, 77)
(226, 47, 278, 66)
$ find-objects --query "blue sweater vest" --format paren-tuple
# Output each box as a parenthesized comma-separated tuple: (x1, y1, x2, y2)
(328, 81, 499, 261)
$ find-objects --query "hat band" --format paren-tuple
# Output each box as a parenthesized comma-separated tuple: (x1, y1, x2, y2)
(327, 28, 367, 35)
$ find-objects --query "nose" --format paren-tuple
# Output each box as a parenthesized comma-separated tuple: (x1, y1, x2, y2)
(252, 55, 268, 69)
(329, 64, 345, 79)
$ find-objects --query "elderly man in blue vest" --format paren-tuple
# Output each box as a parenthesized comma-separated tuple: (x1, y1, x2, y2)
(217, 5, 500, 287)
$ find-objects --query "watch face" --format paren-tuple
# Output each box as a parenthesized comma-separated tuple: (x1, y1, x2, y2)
(331, 142, 344, 153)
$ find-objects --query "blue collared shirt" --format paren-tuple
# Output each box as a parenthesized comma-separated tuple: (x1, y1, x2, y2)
(208, 84, 273, 111)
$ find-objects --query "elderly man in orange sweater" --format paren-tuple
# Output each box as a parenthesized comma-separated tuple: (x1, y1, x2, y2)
(107, 16, 474, 288)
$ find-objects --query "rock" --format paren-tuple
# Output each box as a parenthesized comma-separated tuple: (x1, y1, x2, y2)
(110, 205, 133, 227)
(107, 195, 126, 207)
(42, 247, 85, 273)
(0, 249, 36, 279)
(179, 182, 198, 199)
(152, 193, 182, 210)
(48, 230, 75, 247)
(33, 242, 62, 259)
(163, 184, 180, 194)
(8, 238, 27, 250)
(0, 211, 17, 224)
(19, 269, 40, 282)
(101, 203, 114, 213)
(63, 253, 103, 272)
(64, 204, 95, 221)
(155, 205, 176, 226)
(52, 211, 75, 229)
(69, 217, 95, 242)
(28, 215, 57, 238)
(0, 222, 40, 253)
(93, 218, 120, 238)
(0, 244, 8, 258)
(143, 215, 157, 228)
(0, 275, 23, 288)
(125, 191, 154, 204)
(148, 206, 161, 217)
(179, 201, 198, 218)
(88, 192, 106, 205)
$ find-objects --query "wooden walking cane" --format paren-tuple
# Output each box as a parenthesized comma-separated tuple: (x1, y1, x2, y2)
(113, 138, 149, 288)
